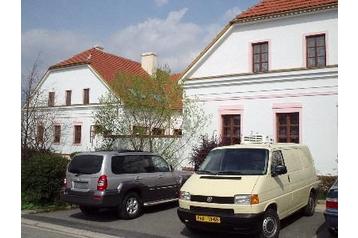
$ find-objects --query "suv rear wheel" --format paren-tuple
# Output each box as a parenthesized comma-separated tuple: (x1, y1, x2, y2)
(119, 192, 142, 219)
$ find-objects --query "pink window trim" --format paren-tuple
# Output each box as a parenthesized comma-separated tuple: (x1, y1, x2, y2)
(218, 105, 244, 140)
(272, 103, 302, 143)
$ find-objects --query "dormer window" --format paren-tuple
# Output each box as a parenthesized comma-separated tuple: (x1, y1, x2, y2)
(306, 34, 326, 68)
(252, 42, 269, 73)
(48, 92, 55, 107)
(83, 88, 89, 104)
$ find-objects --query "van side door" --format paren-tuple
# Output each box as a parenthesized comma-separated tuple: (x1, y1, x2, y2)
(271, 150, 292, 218)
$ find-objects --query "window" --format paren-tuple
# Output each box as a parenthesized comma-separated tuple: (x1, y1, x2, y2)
(74, 125, 82, 144)
(90, 125, 100, 143)
(276, 112, 299, 143)
(37, 125, 44, 143)
(306, 34, 326, 68)
(198, 149, 269, 175)
(48, 92, 55, 107)
(66, 90, 72, 106)
(173, 129, 182, 136)
(83, 88, 89, 104)
(252, 42, 269, 73)
(151, 156, 170, 172)
(69, 155, 103, 174)
(54, 125, 61, 143)
(271, 151, 285, 170)
(152, 128, 165, 136)
(111, 155, 153, 174)
(222, 115, 241, 145)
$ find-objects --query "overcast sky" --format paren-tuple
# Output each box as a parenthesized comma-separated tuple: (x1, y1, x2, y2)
(22, 0, 258, 76)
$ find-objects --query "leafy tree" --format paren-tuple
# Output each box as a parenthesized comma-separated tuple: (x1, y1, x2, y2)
(93, 67, 209, 167)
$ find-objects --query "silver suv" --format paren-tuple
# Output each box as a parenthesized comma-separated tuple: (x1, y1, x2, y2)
(62, 150, 186, 219)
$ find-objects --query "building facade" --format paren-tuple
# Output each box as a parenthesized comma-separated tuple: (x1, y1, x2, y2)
(181, 0, 338, 174)
(34, 47, 166, 155)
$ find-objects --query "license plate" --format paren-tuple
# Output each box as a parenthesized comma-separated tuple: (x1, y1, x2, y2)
(73, 181, 88, 189)
(195, 215, 221, 223)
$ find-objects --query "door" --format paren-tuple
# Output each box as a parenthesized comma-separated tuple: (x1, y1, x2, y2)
(111, 155, 160, 202)
(271, 150, 292, 217)
(151, 156, 178, 200)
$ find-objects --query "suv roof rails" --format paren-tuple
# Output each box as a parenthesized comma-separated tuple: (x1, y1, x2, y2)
(117, 149, 144, 153)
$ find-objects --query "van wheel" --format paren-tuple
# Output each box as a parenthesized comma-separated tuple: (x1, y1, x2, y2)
(79, 206, 98, 216)
(303, 192, 316, 216)
(119, 192, 142, 219)
(258, 209, 280, 238)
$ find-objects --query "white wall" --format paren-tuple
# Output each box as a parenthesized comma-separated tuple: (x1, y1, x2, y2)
(183, 9, 338, 174)
(189, 9, 337, 78)
(37, 65, 111, 154)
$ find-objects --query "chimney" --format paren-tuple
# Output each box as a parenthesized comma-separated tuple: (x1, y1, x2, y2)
(93, 45, 104, 51)
(141, 52, 157, 76)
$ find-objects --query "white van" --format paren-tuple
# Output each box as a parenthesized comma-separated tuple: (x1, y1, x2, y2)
(177, 143, 319, 238)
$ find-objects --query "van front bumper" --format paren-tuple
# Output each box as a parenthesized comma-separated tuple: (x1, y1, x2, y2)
(61, 189, 122, 207)
(177, 207, 264, 234)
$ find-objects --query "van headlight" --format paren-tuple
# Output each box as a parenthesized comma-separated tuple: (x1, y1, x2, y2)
(234, 194, 259, 205)
(179, 191, 191, 200)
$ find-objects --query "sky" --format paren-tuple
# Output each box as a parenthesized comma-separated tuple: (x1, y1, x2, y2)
(21, 0, 258, 76)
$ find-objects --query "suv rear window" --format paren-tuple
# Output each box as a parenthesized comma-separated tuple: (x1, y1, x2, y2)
(68, 155, 103, 174)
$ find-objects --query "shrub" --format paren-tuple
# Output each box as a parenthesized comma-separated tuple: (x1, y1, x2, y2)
(317, 175, 338, 197)
(22, 152, 69, 205)
(190, 135, 223, 170)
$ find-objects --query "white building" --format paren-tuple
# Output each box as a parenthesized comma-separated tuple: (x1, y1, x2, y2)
(35, 47, 179, 155)
(180, 0, 338, 174)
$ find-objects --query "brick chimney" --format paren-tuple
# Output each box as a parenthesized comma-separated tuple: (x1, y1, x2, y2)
(141, 52, 157, 76)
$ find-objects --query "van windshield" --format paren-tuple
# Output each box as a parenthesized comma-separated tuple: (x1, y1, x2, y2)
(68, 155, 103, 174)
(197, 149, 268, 175)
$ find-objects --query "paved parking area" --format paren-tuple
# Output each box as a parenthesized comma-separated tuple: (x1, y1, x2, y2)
(22, 202, 334, 238)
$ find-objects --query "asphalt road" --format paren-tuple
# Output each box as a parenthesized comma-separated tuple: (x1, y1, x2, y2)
(22, 202, 335, 238)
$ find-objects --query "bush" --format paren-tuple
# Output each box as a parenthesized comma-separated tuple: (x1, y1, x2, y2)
(22, 152, 69, 206)
(317, 175, 338, 198)
(190, 135, 223, 170)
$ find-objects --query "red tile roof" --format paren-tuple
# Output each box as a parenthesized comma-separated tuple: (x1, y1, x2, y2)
(49, 47, 149, 82)
(235, 0, 338, 21)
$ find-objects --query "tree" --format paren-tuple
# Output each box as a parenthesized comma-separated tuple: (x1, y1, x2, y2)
(21, 57, 65, 152)
(93, 67, 209, 167)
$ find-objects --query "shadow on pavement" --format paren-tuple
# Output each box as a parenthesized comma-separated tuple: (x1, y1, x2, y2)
(180, 227, 252, 238)
(69, 201, 179, 222)
(316, 223, 337, 238)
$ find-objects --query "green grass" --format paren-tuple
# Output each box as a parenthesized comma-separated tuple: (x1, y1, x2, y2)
(21, 201, 71, 212)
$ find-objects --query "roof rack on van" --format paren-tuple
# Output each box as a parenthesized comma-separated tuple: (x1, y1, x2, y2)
(242, 134, 273, 144)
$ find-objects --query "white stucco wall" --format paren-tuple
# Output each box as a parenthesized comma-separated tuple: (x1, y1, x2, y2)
(37, 65, 111, 154)
(189, 9, 337, 78)
(183, 9, 338, 174)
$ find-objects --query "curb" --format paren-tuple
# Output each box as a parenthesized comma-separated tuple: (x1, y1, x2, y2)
(22, 218, 122, 238)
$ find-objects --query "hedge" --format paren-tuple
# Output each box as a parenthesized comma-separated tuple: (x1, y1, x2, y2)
(22, 152, 69, 205)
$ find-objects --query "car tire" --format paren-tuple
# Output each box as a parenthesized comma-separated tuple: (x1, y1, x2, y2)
(119, 192, 142, 219)
(79, 206, 98, 216)
(303, 192, 316, 216)
(258, 209, 280, 238)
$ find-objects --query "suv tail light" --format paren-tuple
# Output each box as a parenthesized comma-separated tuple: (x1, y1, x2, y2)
(326, 198, 338, 209)
(97, 175, 108, 191)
